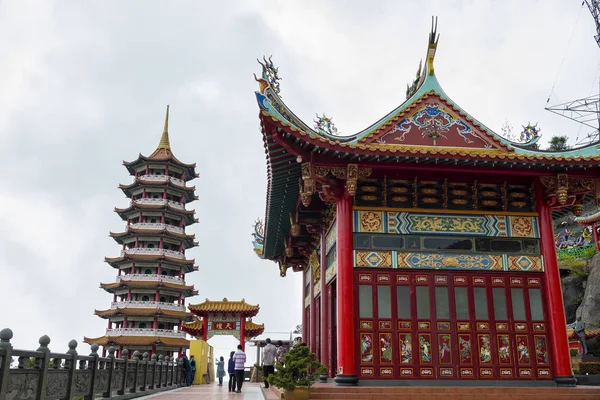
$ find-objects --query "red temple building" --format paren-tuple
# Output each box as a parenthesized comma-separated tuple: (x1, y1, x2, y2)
(84, 106, 199, 357)
(251, 21, 600, 386)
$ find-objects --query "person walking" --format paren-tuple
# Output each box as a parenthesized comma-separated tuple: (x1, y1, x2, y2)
(227, 351, 236, 392)
(232, 344, 247, 393)
(190, 355, 196, 385)
(182, 353, 192, 386)
(216, 356, 226, 386)
(262, 338, 276, 388)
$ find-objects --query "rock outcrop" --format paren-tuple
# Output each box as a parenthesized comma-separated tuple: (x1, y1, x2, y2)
(562, 275, 584, 323)
(577, 253, 600, 325)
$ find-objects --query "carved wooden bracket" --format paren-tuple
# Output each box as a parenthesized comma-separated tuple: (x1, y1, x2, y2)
(290, 212, 301, 237)
(300, 162, 315, 207)
(540, 174, 594, 207)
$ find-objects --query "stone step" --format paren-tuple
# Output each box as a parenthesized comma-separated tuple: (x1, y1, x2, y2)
(308, 386, 600, 400)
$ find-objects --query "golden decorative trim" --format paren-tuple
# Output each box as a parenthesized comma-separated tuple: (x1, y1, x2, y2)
(352, 205, 539, 217)
(347, 164, 358, 196)
(361, 186, 378, 193)
(391, 196, 409, 202)
(300, 162, 315, 207)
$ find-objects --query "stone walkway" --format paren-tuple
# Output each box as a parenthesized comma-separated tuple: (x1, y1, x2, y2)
(137, 383, 266, 400)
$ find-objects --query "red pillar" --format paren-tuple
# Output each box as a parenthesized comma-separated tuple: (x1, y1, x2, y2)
(202, 317, 208, 342)
(240, 317, 246, 351)
(310, 268, 317, 354)
(302, 271, 308, 343)
(334, 192, 357, 385)
(320, 231, 330, 375)
(536, 181, 576, 386)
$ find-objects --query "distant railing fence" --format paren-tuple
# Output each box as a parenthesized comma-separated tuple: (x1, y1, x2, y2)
(0, 328, 185, 400)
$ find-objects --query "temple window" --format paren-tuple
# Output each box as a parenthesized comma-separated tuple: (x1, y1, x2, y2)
(377, 286, 392, 319)
(161, 270, 168, 276)
(139, 323, 147, 328)
(455, 287, 469, 319)
(142, 295, 150, 301)
(158, 323, 165, 329)
(160, 296, 166, 302)
(493, 288, 508, 320)
(358, 285, 373, 318)
(144, 268, 152, 274)
(474, 287, 489, 319)
(150, 218, 157, 223)
(511, 288, 526, 320)
(435, 286, 450, 319)
(423, 237, 472, 251)
(416, 286, 430, 319)
(147, 244, 155, 248)
(152, 194, 160, 199)
(529, 288, 544, 320)
(396, 286, 411, 319)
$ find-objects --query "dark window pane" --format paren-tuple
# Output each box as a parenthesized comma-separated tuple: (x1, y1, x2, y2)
(529, 288, 544, 320)
(416, 286, 430, 319)
(372, 235, 404, 250)
(455, 287, 469, 319)
(326, 248, 337, 269)
(511, 288, 526, 320)
(523, 240, 539, 254)
(354, 234, 371, 249)
(474, 287, 488, 319)
(359, 285, 373, 318)
(435, 287, 450, 319)
(378, 286, 392, 319)
(493, 288, 508, 320)
(423, 237, 472, 251)
(397, 286, 411, 319)
(475, 238, 492, 252)
(490, 240, 522, 253)
(406, 236, 421, 250)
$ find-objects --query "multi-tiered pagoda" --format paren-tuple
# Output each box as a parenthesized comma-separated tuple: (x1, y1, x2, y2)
(84, 107, 199, 357)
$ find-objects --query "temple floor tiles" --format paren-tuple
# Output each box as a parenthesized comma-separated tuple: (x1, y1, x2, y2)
(136, 383, 266, 400)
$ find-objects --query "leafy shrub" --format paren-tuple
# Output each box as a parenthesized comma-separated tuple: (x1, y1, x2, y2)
(579, 362, 600, 375)
(561, 255, 589, 278)
(268, 344, 326, 390)
(571, 349, 578, 357)
(583, 246, 597, 259)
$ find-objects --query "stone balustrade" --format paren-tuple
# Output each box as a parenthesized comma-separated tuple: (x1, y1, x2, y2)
(132, 198, 185, 210)
(0, 328, 185, 400)
(121, 248, 185, 259)
(110, 301, 186, 312)
(105, 328, 186, 338)
(116, 274, 184, 284)
(129, 223, 184, 234)
(138, 175, 187, 188)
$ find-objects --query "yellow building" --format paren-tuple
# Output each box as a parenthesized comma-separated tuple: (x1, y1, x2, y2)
(189, 339, 214, 385)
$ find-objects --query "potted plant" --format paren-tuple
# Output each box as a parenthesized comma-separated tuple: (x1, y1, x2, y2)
(268, 343, 326, 400)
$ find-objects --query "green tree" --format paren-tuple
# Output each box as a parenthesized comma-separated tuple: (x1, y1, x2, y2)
(548, 135, 570, 151)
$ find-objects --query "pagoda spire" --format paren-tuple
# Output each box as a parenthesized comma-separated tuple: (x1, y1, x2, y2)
(157, 105, 171, 151)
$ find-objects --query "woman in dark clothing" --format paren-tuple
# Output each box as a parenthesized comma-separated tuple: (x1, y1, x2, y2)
(227, 351, 236, 392)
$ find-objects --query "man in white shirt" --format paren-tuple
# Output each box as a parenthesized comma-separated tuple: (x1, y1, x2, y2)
(262, 338, 277, 388)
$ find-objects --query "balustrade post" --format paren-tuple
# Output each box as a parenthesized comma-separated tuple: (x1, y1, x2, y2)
(130, 351, 140, 393)
(150, 354, 157, 389)
(0, 329, 14, 400)
(178, 357, 184, 385)
(84, 344, 99, 400)
(156, 355, 164, 388)
(65, 340, 78, 400)
(141, 352, 149, 391)
(118, 349, 129, 395)
(103, 347, 115, 398)
(164, 356, 171, 386)
(34, 335, 51, 400)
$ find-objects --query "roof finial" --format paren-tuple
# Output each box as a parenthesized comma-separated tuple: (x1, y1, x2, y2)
(157, 105, 171, 150)
(427, 16, 440, 76)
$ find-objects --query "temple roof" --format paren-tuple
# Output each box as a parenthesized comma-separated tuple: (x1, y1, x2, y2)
(95, 307, 193, 319)
(105, 253, 195, 266)
(109, 229, 198, 249)
(83, 335, 190, 348)
(188, 298, 260, 317)
(119, 182, 198, 203)
(123, 106, 199, 180)
(181, 317, 265, 339)
(114, 202, 198, 225)
(100, 280, 198, 296)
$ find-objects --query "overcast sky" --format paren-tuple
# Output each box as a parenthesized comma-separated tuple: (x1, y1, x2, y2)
(1, 0, 598, 361)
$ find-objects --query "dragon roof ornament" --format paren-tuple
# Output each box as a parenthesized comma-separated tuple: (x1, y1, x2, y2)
(255, 55, 281, 95)
(252, 218, 265, 257)
(518, 122, 542, 145)
(314, 113, 340, 136)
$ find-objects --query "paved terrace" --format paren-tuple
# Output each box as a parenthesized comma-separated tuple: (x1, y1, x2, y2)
(136, 383, 274, 400)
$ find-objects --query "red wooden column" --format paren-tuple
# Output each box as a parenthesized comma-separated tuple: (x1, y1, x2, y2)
(302, 271, 308, 343)
(334, 191, 358, 385)
(320, 230, 330, 375)
(202, 317, 208, 342)
(240, 317, 246, 351)
(310, 267, 317, 354)
(536, 181, 576, 386)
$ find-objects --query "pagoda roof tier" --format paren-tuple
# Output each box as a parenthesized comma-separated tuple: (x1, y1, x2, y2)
(100, 280, 198, 296)
(251, 20, 600, 262)
(95, 305, 193, 320)
(123, 106, 198, 181)
(106, 258, 198, 274)
(188, 298, 260, 317)
(84, 334, 190, 348)
(109, 228, 198, 249)
(115, 202, 198, 225)
(119, 182, 198, 203)
(105, 250, 195, 267)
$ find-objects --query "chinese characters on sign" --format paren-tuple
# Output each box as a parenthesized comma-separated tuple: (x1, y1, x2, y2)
(212, 322, 236, 331)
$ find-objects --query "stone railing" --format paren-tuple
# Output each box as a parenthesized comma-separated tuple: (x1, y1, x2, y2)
(0, 328, 185, 400)
(110, 301, 186, 312)
(138, 175, 187, 188)
(121, 248, 185, 259)
(132, 198, 185, 210)
(105, 329, 186, 338)
(117, 274, 184, 284)
(129, 223, 184, 234)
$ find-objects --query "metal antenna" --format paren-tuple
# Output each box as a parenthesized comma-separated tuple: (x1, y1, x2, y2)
(545, 1, 600, 145)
